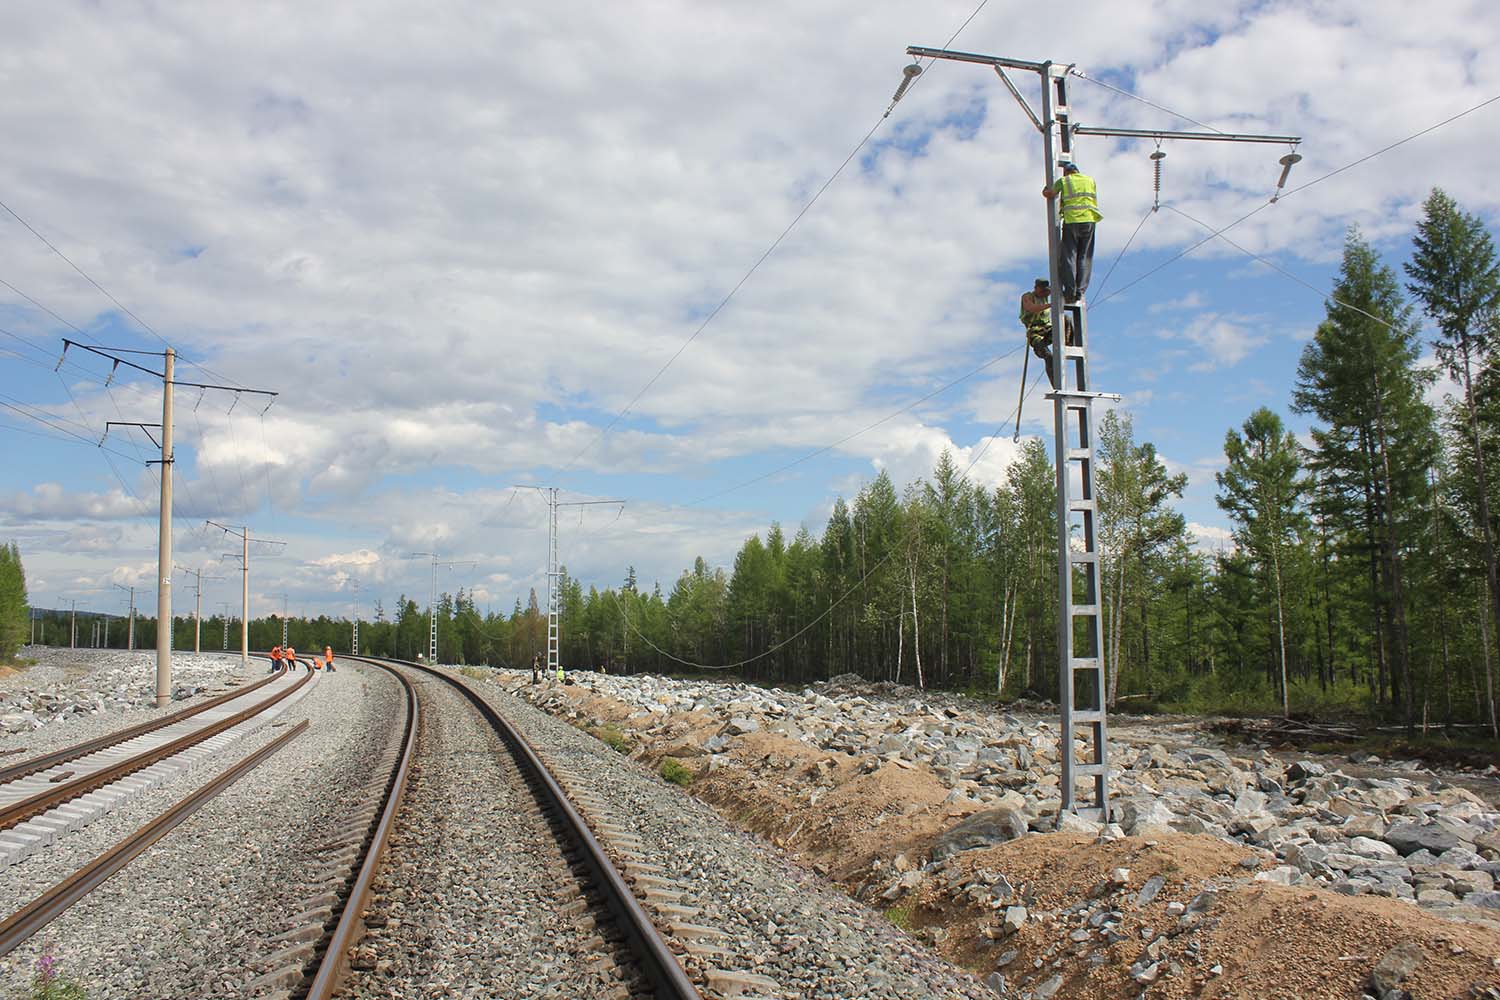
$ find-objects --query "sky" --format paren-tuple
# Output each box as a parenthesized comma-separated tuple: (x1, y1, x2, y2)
(2, 0, 1499, 630)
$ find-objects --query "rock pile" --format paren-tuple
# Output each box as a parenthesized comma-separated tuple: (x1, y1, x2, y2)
(510, 670, 1500, 924)
(1, 648, 248, 734)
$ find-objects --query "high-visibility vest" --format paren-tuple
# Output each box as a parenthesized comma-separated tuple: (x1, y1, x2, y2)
(1057, 173, 1102, 223)
(1020, 298, 1052, 330)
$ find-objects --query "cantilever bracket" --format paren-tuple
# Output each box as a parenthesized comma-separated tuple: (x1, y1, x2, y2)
(1044, 390, 1123, 402)
(993, 66, 1043, 132)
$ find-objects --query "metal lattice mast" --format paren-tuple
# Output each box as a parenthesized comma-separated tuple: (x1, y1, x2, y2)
(516, 486, 625, 678)
(547, 488, 560, 675)
(218, 602, 232, 651)
(900, 45, 1300, 822)
(407, 553, 477, 664)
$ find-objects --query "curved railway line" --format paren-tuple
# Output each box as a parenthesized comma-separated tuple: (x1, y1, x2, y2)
(0, 655, 714, 998)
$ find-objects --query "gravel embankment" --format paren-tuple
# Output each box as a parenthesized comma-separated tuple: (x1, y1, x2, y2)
(337, 668, 632, 1000)
(511, 670, 1500, 920)
(0, 661, 401, 999)
(462, 670, 996, 1000)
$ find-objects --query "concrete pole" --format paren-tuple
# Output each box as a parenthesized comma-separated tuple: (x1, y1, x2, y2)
(128, 587, 135, 650)
(193, 569, 202, 654)
(156, 348, 174, 707)
(69, 600, 76, 648)
(240, 529, 250, 667)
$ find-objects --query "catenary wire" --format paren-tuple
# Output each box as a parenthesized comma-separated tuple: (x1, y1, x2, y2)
(1070, 70, 1225, 134)
(0, 197, 246, 390)
(558, 0, 992, 474)
(684, 345, 1024, 508)
(609, 367, 1049, 671)
(1091, 90, 1500, 310)
(1160, 203, 1408, 334)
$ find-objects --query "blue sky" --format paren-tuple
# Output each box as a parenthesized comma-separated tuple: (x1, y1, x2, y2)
(1, 0, 1497, 626)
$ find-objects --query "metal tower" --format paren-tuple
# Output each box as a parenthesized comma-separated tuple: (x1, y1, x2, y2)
(900, 46, 1300, 822)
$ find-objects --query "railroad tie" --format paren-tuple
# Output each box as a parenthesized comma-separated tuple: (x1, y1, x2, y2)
(704, 968, 782, 999)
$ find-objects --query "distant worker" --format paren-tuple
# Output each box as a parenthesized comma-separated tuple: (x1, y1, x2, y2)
(269, 643, 283, 674)
(324, 645, 336, 672)
(1020, 278, 1057, 388)
(286, 645, 297, 672)
(1042, 161, 1102, 303)
(531, 652, 541, 685)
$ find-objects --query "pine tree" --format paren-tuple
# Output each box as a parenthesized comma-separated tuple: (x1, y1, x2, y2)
(1294, 227, 1437, 728)
(1217, 408, 1307, 717)
(1405, 189, 1500, 734)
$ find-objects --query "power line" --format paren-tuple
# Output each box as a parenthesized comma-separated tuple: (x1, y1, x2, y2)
(559, 0, 993, 474)
(1160, 203, 1407, 334)
(0, 196, 247, 390)
(685, 345, 1024, 508)
(1091, 90, 1500, 309)
(610, 367, 1049, 671)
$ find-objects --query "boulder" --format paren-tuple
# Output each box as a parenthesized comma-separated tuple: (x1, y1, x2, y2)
(931, 808, 1029, 859)
(1385, 822, 1460, 858)
(1369, 941, 1422, 1000)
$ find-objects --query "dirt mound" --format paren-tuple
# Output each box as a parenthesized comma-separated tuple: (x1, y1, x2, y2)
(525, 681, 1500, 999)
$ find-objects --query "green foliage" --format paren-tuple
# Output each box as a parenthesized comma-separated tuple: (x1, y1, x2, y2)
(658, 757, 694, 786)
(30, 955, 88, 1000)
(592, 726, 632, 753)
(884, 904, 915, 929)
(0, 541, 29, 663)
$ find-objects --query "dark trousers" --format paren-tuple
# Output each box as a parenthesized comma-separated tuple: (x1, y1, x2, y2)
(1026, 327, 1055, 388)
(1059, 221, 1096, 299)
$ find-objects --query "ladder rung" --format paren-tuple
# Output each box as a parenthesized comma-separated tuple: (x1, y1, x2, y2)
(1068, 657, 1100, 670)
(1070, 710, 1105, 724)
(1070, 762, 1107, 777)
(1069, 603, 1099, 616)
(1068, 498, 1095, 511)
(1068, 551, 1099, 563)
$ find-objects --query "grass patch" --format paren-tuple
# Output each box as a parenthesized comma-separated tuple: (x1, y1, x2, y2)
(590, 726, 632, 754)
(884, 904, 915, 930)
(459, 666, 488, 681)
(659, 757, 694, 786)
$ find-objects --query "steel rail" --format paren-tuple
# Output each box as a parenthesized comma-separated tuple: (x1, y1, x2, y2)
(374, 658, 704, 1000)
(0, 662, 289, 787)
(0, 666, 314, 832)
(0, 719, 308, 959)
(303, 657, 419, 1000)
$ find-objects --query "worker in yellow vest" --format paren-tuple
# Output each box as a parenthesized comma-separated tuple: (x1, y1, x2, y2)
(1042, 162, 1102, 303)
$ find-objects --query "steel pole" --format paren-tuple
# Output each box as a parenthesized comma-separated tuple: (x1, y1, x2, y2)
(70, 600, 76, 648)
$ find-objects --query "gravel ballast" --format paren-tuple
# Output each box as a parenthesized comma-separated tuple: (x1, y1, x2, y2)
(0, 660, 402, 999)
(457, 669, 996, 1000)
(338, 666, 636, 1000)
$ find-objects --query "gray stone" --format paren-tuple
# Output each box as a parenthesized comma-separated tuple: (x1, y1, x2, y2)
(1135, 875, 1165, 907)
(1002, 905, 1028, 934)
(725, 716, 761, 735)
(1369, 940, 1422, 999)
(1463, 890, 1500, 909)
(1385, 822, 1460, 857)
(1033, 973, 1062, 998)
(931, 808, 1029, 859)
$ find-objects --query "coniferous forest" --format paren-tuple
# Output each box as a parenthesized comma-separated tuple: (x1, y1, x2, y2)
(12, 190, 1500, 735)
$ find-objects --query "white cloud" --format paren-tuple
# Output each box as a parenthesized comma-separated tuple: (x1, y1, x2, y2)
(1, 0, 1497, 611)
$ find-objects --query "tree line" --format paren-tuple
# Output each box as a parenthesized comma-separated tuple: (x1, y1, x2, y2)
(11, 190, 1499, 734)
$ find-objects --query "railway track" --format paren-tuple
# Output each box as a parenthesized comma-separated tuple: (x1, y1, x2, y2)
(0, 662, 315, 856)
(297, 657, 702, 1000)
(0, 656, 732, 997)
